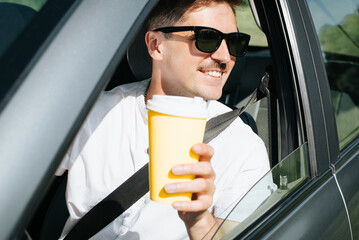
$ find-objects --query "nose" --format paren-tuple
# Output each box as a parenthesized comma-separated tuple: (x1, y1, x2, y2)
(210, 39, 232, 63)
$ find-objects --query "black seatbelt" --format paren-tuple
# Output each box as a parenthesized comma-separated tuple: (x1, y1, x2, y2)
(64, 73, 269, 240)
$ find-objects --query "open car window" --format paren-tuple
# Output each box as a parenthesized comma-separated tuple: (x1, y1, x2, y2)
(214, 142, 310, 239)
(220, 0, 273, 158)
(235, 0, 267, 47)
(211, 3, 312, 238)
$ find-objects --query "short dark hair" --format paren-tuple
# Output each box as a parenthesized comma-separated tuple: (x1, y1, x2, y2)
(145, 0, 242, 31)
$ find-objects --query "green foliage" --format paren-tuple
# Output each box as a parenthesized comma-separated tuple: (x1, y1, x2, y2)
(320, 10, 359, 149)
(240, 0, 249, 7)
(319, 11, 359, 57)
(235, 0, 267, 47)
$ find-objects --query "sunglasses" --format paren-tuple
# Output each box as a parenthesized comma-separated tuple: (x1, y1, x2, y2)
(154, 26, 250, 57)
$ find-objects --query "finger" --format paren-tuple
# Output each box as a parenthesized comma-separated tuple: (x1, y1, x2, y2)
(172, 197, 213, 212)
(164, 178, 215, 194)
(191, 143, 214, 162)
(172, 161, 215, 177)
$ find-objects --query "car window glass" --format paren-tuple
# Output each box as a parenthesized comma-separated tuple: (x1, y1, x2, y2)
(0, 0, 46, 10)
(306, 0, 359, 150)
(213, 142, 310, 239)
(0, 0, 47, 58)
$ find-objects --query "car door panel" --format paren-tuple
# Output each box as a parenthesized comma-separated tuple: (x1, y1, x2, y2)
(250, 175, 352, 239)
(335, 141, 359, 239)
(280, 0, 339, 172)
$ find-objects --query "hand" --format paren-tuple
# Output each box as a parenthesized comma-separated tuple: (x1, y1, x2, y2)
(164, 143, 217, 239)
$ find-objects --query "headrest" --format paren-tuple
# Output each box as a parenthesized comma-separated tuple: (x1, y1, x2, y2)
(126, 27, 152, 80)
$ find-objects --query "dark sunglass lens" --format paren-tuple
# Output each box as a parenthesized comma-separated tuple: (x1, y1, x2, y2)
(228, 34, 249, 56)
(197, 29, 221, 52)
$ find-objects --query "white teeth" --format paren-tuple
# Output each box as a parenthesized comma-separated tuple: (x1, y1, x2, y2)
(205, 71, 222, 77)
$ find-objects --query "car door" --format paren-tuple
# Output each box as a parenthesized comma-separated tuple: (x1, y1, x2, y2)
(306, 0, 359, 238)
(0, 0, 157, 239)
(213, 0, 358, 239)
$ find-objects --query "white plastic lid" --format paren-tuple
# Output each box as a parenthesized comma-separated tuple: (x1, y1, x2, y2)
(147, 95, 207, 118)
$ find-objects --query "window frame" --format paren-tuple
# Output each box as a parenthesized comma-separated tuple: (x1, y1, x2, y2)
(216, 0, 352, 238)
(272, 0, 339, 172)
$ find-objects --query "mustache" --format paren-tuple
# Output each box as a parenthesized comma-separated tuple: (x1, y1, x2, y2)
(197, 61, 227, 72)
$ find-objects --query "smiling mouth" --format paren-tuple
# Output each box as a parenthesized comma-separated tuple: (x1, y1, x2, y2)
(202, 70, 223, 78)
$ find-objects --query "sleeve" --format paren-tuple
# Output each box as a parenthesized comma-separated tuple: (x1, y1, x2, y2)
(54, 88, 126, 176)
(54, 121, 91, 176)
(54, 104, 98, 176)
(55, 152, 71, 176)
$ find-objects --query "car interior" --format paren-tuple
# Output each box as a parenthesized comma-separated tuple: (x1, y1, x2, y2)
(2, 0, 358, 239)
(1, 1, 306, 239)
(23, 12, 273, 240)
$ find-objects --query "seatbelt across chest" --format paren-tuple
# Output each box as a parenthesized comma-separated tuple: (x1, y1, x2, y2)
(64, 73, 269, 240)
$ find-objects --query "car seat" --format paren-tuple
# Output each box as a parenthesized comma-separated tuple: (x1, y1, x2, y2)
(37, 174, 68, 240)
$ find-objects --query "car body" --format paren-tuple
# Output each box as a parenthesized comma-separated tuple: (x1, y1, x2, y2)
(0, 0, 358, 239)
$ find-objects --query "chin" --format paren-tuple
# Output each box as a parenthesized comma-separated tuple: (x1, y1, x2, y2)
(200, 90, 223, 101)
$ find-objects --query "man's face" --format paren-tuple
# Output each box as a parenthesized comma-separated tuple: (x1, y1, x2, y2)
(155, 2, 237, 100)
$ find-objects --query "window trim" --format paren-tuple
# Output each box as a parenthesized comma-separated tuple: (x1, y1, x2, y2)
(278, 0, 339, 173)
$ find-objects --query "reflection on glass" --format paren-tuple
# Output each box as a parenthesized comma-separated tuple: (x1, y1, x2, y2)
(307, 0, 359, 149)
(0, 0, 48, 58)
(213, 143, 309, 240)
(0, 0, 47, 11)
(307, 0, 359, 57)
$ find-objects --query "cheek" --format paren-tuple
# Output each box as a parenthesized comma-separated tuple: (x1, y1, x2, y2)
(226, 59, 236, 76)
(164, 41, 220, 84)
(229, 57, 236, 69)
(168, 53, 199, 77)
(169, 41, 201, 67)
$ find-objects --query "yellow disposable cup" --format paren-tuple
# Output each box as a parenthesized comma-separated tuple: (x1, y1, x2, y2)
(147, 96, 207, 204)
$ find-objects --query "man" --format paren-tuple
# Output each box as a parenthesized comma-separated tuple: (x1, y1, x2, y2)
(56, 0, 270, 239)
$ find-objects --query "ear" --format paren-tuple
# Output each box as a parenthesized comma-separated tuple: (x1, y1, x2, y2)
(145, 31, 164, 61)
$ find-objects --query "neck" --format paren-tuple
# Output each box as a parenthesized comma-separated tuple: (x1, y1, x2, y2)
(145, 75, 166, 103)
